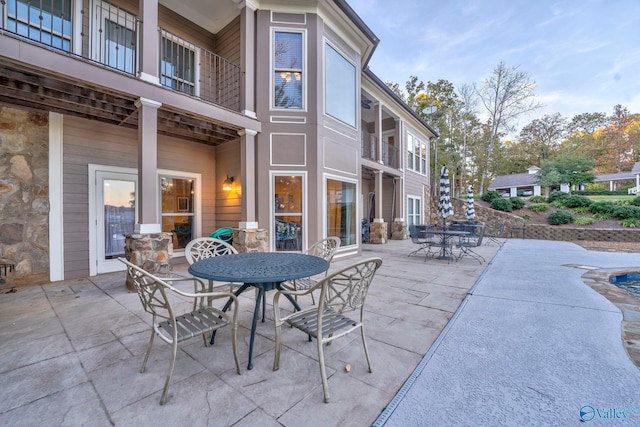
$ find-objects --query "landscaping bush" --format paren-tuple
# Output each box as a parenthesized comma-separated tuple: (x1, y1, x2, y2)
(547, 210, 574, 225)
(589, 201, 616, 216)
(528, 195, 547, 203)
(594, 213, 612, 220)
(563, 195, 592, 208)
(491, 198, 513, 212)
(620, 218, 640, 228)
(550, 200, 567, 208)
(632, 196, 640, 207)
(612, 206, 640, 220)
(509, 197, 525, 209)
(547, 191, 569, 203)
(573, 207, 590, 214)
(529, 203, 548, 212)
(481, 190, 501, 203)
(573, 217, 595, 226)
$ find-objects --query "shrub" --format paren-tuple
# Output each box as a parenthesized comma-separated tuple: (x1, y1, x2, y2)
(529, 203, 548, 212)
(573, 217, 595, 226)
(509, 197, 525, 209)
(594, 212, 612, 220)
(547, 191, 569, 203)
(491, 198, 513, 212)
(528, 195, 547, 204)
(620, 218, 640, 228)
(563, 195, 592, 208)
(481, 190, 501, 203)
(632, 196, 640, 207)
(547, 210, 574, 225)
(550, 200, 567, 208)
(612, 206, 640, 220)
(520, 214, 531, 220)
(573, 207, 590, 214)
(589, 201, 616, 216)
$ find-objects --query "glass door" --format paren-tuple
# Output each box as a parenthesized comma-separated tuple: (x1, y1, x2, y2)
(95, 170, 137, 273)
(273, 174, 304, 251)
(160, 176, 195, 251)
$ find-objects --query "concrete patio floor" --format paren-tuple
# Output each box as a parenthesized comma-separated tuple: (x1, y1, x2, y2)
(0, 239, 498, 426)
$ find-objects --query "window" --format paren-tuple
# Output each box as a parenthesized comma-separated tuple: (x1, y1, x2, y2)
(273, 31, 303, 109)
(274, 174, 303, 251)
(327, 179, 357, 247)
(325, 43, 356, 126)
(407, 133, 427, 174)
(407, 196, 421, 226)
(161, 31, 196, 95)
(160, 176, 195, 250)
(6, 0, 72, 51)
(95, 2, 137, 74)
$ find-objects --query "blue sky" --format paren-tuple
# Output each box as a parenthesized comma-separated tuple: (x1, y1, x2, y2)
(348, 0, 640, 133)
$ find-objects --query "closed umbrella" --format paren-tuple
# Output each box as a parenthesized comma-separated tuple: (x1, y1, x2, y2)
(437, 165, 453, 228)
(466, 184, 476, 220)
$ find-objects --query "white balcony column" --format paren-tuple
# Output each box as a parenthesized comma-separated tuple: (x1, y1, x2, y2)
(239, 129, 258, 229)
(135, 97, 162, 233)
(238, 1, 257, 118)
(374, 103, 383, 164)
(374, 170, 384, 221)
(138, 0, 160, 84)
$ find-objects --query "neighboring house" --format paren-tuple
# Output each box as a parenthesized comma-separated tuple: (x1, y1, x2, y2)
(489, 162, 640, 197)
(488, 166, 542, 197)
(0, 0, 437, 283)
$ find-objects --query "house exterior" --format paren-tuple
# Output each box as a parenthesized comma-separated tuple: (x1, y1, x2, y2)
(0, 0, 437, 284)
(488, 166, 542, 197)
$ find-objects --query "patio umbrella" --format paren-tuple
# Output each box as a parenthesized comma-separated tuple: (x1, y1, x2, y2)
(437, 164, 453, 228)
(466, 184, 476, 220)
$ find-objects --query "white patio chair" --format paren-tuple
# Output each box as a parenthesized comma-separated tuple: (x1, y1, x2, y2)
(119, 258, 241, 405)
(273, 257, 383, 403)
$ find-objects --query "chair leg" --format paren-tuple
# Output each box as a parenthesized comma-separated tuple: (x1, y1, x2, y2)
(160, 340, 178, 405)
(141, 329, 155, 373)
(230, 319, 241, 375)
(273, 322, 282, 371)
(361, 325, 373, 373)
(317, 339, 330, 403)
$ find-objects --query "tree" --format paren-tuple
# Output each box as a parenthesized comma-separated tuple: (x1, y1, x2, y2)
(517, 113, 567, 164)
(476, 62, 542, 193)
(538, 154, 595, 193)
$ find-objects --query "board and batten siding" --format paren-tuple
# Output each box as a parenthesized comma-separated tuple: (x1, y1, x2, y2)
(62, 116, 218, 279)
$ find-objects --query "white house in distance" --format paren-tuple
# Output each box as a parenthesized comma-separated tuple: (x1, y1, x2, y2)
(489, 162, 640, 197)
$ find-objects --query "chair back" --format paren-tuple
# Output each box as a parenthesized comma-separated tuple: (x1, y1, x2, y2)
(317, 257, 383, 316)
(471, 224, 486, 246)
(120, 258, 173, 323)
(184, 237, 238, 265)
(306, 236, 341, 262)
(408, 224, 421, 243)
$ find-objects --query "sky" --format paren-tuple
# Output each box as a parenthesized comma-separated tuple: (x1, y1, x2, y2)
(348, 0, 640, 135)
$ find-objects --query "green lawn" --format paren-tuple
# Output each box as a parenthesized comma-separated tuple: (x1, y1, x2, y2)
(586, 195, 636, 203)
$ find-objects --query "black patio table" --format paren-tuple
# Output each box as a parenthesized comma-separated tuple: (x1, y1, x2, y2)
(430, 229, 470, 262)
(188, 252, 330, 370)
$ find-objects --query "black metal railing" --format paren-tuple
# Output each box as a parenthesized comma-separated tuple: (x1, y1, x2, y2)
(382, 140, 399, 169)
(361, 132, 377, 162)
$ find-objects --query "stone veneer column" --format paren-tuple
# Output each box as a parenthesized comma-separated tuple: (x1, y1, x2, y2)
(368, 221, 388, 244)
(232, 228, 268, 253)
(124, 232, 173, 292)
(391, 219, 407, 240)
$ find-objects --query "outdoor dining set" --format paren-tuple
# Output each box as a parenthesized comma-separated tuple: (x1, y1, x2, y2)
(408, 221, 486, 264)
(119, 236, 382, 405)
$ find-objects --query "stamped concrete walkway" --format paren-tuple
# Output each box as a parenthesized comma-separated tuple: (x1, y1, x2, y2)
(2, 239, 639, 426)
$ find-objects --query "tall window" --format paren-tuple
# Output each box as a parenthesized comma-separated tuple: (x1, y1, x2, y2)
(95, 1, 137, 74)
(6, 0, 72, 51)
(273, 31, 303, 109)
(327, 179, 357, 247)
(274, 175, 303, 251)
(161, 31, 196, 95)
(407, 196, 421, 226)
(160, 176, 195, 250)
(407, 133, 427, 174)
(325, 43, 356, 126)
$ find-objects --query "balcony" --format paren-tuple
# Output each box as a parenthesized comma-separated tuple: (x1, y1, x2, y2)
(361, 132, 400, 169)
(0, 0, 240, 112)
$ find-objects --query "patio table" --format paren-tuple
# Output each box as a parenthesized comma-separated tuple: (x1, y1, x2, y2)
(430, 230, 470, 262)
(188, 252, 329, 370)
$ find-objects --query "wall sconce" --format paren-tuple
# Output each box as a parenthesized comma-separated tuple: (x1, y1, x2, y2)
(222, 176, 235, 192)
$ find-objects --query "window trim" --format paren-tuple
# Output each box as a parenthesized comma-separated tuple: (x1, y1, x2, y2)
(270, 28, 306, 111)
(407, 195, 422, 226)
(407, 132, 427, 175)
(323, 40, 357, 128)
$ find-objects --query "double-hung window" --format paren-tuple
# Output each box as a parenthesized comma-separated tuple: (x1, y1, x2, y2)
(161, 31, 197, 96)
(407, 196, 421, 226)
(6, 0, 72, 51)
(273, 31, 303, 109)
(407, 133, 427, 174)
(324, 43, 356, 126)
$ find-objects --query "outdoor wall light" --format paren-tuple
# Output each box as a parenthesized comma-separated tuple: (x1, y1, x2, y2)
(222, 176, 235, 192)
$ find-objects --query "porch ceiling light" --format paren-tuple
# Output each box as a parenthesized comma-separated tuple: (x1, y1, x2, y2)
(222, 176, 235, 192)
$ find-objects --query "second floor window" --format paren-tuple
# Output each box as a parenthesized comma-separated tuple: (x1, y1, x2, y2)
(273, 31, 303, 109)
(407, 133, 427, 174)
(7, 0, 72, 51)
(161, 31, 196, 95)
(325, 43, 356, 127)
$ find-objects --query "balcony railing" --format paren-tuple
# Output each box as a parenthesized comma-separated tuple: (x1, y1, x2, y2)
(1, 0, 241, 111)
(362, 132, 400, 169)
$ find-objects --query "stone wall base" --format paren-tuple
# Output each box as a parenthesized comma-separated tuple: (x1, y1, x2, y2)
(233, 228, 268, 253)
(124, 232, 173, 292)
(369, 221, 388, 244)
(391, 220, 407, 240)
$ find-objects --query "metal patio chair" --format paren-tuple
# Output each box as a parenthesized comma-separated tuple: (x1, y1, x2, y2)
(273, 257, 383, 403)
(485, 220, 506, 246)
(408, 224, 435, 260)
(456, 223, 486, 264)
(281, 236, 341, 305)
(119, 258, 241, 405)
